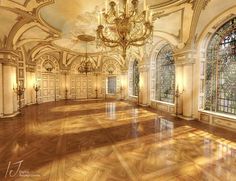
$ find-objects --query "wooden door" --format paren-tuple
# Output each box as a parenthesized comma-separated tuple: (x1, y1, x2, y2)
(70, 74, 96, 99)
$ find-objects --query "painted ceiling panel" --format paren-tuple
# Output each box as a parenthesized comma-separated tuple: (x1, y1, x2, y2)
(0, 8, 18, 40)
(154, 10, 182, 37)
(20, 26, 49, 40)
(39, 0, 183, 53)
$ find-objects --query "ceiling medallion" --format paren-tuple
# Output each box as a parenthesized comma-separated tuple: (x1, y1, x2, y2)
(97, 0, 153, 60)
(77, 35, 96, 75)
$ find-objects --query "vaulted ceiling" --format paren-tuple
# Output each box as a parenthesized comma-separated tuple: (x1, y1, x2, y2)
(0, 0, 235, 67)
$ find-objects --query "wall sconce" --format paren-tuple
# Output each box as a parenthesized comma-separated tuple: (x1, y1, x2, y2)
(33, 83, 40, 104)
(13, 83, 25, 113)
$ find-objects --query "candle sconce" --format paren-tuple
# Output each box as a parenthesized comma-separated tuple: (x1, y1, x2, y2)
(33, 84, 40, 104)
(65, 88, 68, 100)
(13, 84, 25, 113)
(175, 85, 183, 116)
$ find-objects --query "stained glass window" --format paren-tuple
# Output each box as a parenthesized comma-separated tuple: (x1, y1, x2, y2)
(155, 44, 175, 103)
(205, 17, 236, 115)
(107, 76, 116, 94)
(133, 60, 139, 96)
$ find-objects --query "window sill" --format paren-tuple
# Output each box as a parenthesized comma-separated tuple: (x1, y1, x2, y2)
(199, 110, 236, 120)
(151, 100, 175, 106)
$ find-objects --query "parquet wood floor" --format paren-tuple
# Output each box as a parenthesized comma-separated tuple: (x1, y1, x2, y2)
(0, 100, 236, 180)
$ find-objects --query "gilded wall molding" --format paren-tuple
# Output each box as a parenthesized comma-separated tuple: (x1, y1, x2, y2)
(174, 49, 196, 65)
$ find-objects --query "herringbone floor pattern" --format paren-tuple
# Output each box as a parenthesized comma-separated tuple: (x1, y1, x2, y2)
(0, 100, 236, 180)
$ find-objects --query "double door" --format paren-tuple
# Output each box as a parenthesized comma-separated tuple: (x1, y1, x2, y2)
(70, 74, 96, 99)
(41, 73, 59, 102)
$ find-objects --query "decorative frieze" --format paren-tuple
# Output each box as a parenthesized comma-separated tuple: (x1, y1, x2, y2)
(26, 66, 36, 72)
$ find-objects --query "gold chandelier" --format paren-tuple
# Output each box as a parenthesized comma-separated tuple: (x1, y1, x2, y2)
(97, 0, 153, 59)
(77, 35, 95, 75)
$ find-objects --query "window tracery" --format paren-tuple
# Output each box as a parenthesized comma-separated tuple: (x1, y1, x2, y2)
(133, 60, 139, 96)
(205, 17, 236, 115)
(155, 44, 175, 103)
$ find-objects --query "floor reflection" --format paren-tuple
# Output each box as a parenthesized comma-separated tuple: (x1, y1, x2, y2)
(0, 100, 235, 180)
(106, 102, 116, 120)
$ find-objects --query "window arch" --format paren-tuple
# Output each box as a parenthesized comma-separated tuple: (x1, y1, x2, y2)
(133, 60, 139, 96)
(155, 44, 175, 103)
(205, 17, 236, 115)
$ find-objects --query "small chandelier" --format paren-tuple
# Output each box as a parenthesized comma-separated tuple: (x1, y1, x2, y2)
(97, 0, 153, 59)
(77, 35, 95, 75)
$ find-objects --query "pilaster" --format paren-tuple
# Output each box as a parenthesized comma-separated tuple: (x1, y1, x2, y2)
(120, 67, 129, 100)
(138, 63, 149, 106)
(174, 49, 196, 119)
(0, 50, 19, 117)
(25, 67, 36, 105)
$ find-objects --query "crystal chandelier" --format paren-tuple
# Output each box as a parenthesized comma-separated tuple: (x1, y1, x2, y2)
(97, 0, 153, 59)
(77, 35, 95, 75)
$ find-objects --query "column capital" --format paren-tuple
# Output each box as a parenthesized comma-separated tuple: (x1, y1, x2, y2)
(174, 49, 197, 66)
(26, 65, 36, 72)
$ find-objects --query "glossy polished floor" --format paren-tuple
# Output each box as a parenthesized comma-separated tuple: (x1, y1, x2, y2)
(0, 100, 236, 181)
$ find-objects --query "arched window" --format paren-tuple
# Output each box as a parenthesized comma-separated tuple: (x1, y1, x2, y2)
(133, 60, 139, 96)
(205, 17, 236, 115)
(107, 76, 116, 94)
(155, 44, 175, 103)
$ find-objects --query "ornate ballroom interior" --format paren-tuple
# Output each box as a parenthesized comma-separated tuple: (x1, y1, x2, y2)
(0, 0, 236, 180)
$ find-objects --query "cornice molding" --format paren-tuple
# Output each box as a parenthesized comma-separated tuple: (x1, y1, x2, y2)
(26, 66, 36, 72)
(0, 49, 20, 66)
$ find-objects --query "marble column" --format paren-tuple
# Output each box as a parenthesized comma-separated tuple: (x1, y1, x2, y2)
(183, 64, 193, 117)
(3, 65, 16, 115)
(138, 64, 149, 105)
(120, 68, 128, 100)
(26, 71, 36, 105)
(0, 63, 3, 117)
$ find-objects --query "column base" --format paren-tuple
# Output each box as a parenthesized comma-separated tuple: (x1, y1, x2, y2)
(138, 103, 149, 107)
(171, 114, 196, 121)
(0, 111, 20, 118)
